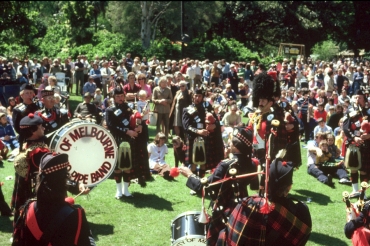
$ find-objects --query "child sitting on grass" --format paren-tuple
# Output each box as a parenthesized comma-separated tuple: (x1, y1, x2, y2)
(327, 134, 342, 160)
(172, 136, 186, 168)
(316, 140, 350, 185)
(147, 132, 172, 180)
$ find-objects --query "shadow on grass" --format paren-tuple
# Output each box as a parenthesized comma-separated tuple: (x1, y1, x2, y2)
(309, 231, 348, 246)
(0, 216, 13, 233)
(290, 189, 332, 205)
(120, 192, 174, 211)
(89, 222, 114, 242)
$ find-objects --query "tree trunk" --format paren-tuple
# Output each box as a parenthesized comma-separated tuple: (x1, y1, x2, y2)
(94, 14, 97, 33)
(141, 1, 152, 49)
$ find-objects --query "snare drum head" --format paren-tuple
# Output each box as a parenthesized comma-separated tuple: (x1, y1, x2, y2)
(50, 122, 117, 187)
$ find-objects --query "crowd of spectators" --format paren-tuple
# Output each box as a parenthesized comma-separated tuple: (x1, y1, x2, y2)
(1, 54, 369, 181)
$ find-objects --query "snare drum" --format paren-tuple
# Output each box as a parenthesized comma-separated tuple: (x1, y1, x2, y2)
(171, 211, 207, 246)
(50, 120, 117, 187)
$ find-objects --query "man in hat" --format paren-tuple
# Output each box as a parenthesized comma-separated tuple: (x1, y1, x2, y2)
(343, 89, 370, 197)
(36, 90, 69, 144)
(182, 88, 209, 179)
(11, 113, 50, 221)
(217, 158, 312, 245)
(12, 153, 95, 245)
(247, 73, 287, 192)
(11, 113, 87, 221)
(179, 127, 257, 245)
(73, 93, 97, 120)
(105, 86, 150, 199)
(12, 84, 40, 134)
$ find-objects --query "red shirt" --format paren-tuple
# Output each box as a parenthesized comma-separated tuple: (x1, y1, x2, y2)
(123, 83, 142, 101)
(180, 64, 188, 74)
(314, 109, 327, 121)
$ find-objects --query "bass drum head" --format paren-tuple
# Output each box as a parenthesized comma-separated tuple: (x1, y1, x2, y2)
(50, 121, 117, 187)
(171, 211, 206, 246)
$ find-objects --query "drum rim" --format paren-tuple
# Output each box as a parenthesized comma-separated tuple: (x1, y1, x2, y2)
(171, 211, 201, 224)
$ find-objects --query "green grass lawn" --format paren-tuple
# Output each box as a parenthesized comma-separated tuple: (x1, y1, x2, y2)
(0, 89, 354, 245)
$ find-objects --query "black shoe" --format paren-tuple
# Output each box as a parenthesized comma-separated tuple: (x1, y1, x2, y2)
(138, 176, 147, 188)
(327, 174, 335, 187)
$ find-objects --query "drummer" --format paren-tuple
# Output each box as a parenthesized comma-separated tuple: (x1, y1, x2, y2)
(73, 92, 98, 120)
(11, 114, 87, 222)
(36, 89, 69, 144)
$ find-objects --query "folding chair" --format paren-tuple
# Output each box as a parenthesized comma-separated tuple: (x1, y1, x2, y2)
(55, 72, 70, 92)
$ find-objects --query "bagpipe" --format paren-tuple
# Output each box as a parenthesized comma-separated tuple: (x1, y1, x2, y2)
(198, 119, 282, 224)
(343, 182, 369, 222)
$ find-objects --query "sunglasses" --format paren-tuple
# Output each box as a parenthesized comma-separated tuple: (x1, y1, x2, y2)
(138, 78, 145, 81)
(180, 85, 186, 87)
(44, 96, 55, 101)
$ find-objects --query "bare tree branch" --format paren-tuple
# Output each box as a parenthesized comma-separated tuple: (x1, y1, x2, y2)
(151, 1, 171, 24)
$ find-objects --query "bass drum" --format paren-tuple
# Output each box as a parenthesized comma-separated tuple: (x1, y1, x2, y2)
(50, 120, 117, 187)
(171, 211, 207, 246)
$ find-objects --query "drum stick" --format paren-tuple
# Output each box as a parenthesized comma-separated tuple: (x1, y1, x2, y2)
(205, 171, 264, 188)
(45, 130, 58, 138)
(73, 190, 85, 200)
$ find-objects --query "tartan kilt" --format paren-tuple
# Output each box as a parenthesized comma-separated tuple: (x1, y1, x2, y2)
(129, 135, 151, 181)
(360, 141, 370, 175)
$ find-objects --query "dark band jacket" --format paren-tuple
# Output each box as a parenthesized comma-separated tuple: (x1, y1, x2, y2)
(184, 104, 206, 138)
(37, 107, 69, 135)
(13, 102, 41, 133)
(344, 106, 370, 144)
(106, 103, 133, 141)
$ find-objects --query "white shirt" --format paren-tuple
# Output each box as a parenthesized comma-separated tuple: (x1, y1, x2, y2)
(147, 143, 168, 169)
(186, 66, 195, 79)
(137, 100, 150, 120)
(193, 65, 201, 76)
(307, 140, 318, 166)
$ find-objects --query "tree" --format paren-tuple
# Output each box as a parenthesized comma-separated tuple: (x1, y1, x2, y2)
(311, 40, 338, 61)
(107, 1, 171, 49)
(0, 1, 48, 57)
(62, 1, 94, 46)
(89, 1, 108, 32)
(207, 1, 326, 56)
(308, 1, 370, 57)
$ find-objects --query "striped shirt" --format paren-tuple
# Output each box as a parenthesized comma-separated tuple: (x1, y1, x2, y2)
(297, 98, 309, 115)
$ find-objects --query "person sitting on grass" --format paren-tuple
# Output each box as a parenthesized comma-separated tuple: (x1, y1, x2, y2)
(147, 132, 172, 180)
(0, 112, 19, 152)
(307, 132, 350, 187)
